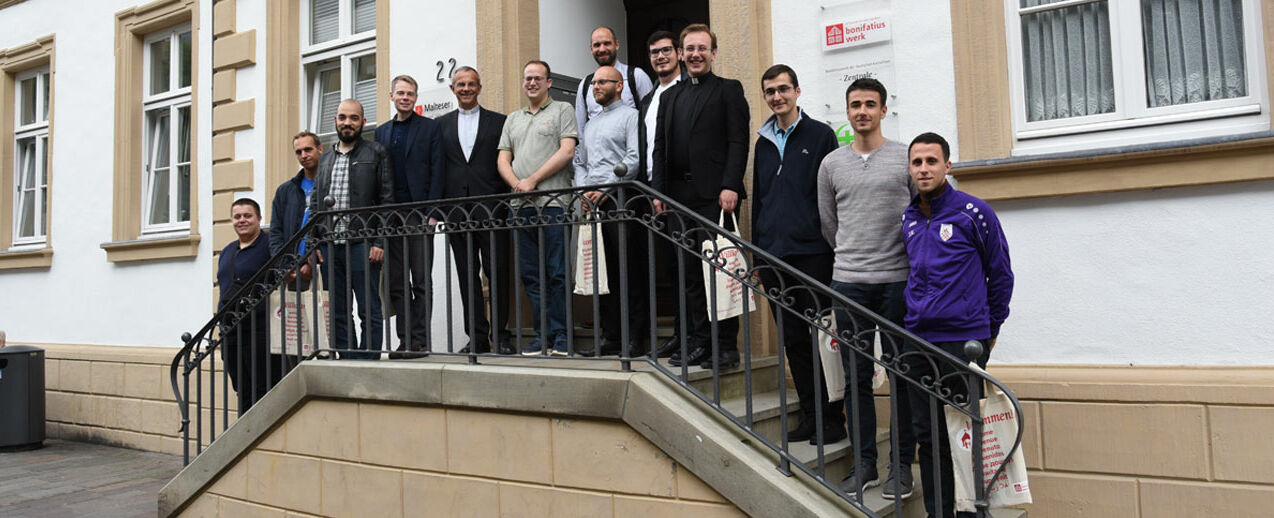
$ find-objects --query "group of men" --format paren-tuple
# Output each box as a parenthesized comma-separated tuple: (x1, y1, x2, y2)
(215, 22, 1012, 518)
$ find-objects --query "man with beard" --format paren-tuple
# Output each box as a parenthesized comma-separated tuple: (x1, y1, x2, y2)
(574, 65, 640, 356)
(575, 26, 652, 142)
(375, 74, 445, 358)
(436, 66, 515, 355)
(650, 24, 749, 370)
(310, 99, 394, 360)
(498, 61, 578, 356)
(269, 131, 323, 285)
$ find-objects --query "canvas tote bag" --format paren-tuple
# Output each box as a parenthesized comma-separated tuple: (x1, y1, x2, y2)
(701, 213, 756, 320)
(945, 365, 1033, 511)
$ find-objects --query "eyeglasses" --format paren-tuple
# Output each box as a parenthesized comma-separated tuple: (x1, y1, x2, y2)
(649, 46, 676, 56)
(591, 79, 620, 86)
(763, 85, 795, 97)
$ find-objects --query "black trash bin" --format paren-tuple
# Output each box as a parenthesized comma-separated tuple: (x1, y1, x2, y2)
(0, 345, 45, 451)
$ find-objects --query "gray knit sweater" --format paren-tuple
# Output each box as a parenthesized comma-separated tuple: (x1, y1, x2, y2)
(816, 139, 916, 284)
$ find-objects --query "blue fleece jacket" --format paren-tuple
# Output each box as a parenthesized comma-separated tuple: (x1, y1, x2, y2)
(751, 110, 839, 257)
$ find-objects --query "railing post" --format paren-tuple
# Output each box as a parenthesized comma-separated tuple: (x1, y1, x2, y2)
(965, 339, 987, 518)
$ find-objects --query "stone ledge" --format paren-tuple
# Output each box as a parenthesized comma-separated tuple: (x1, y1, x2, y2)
(991, 364, 1274, 405)
(100, 234, 200, 263)
(0, 246, 52, 269)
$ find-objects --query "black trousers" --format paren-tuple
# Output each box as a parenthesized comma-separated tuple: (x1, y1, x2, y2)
(909, 340, 989, 518)
(591, 195, 649, 347)
(756, 253, 844, 425)
(665, 185, 738, 351)
(221, 312, 283, 416)
(447, 205, 513, 348)
(386, 212, 431, 351)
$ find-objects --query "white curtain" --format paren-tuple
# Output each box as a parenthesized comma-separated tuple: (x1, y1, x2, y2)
(1142, 0, 1246, 107)
(1020, 0, 1116, 121)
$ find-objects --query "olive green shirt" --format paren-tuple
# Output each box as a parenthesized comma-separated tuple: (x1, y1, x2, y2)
(497, 98, 579, 208)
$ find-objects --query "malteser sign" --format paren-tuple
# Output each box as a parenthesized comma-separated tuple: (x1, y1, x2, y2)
(823, 16, 891, 51)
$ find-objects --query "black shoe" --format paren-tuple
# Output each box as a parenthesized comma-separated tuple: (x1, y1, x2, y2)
(812, 423, 847, 445)
(668, 345, 710, 367)
(459, 341, 491, 354)
(787, 419, 817, 443)
(654, 335, 682, 358)
(496, 341, 517, 355)
(698, 349, 740, 370)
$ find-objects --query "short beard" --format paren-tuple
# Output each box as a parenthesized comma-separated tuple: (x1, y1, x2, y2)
(594, 54, 616, 66)
(337, 129, 361, 143)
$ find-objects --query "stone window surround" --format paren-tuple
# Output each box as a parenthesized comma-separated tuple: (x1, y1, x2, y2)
(102, 0, 201, 263)
(0, 34, 54, 270)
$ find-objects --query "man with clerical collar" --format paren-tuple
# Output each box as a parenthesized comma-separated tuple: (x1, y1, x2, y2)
(649, 23, 750, 370)
(436, 66, 515, 355)
(575, 65, 641, 356)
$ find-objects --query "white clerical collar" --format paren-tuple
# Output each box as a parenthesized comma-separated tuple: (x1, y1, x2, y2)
(459, 105, 480, 115)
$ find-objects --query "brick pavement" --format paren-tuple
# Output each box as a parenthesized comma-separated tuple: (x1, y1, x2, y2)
(0, 439, 180, 518)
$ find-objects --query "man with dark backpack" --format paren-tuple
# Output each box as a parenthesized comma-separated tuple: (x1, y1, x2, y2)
(574, 26, 653, 145)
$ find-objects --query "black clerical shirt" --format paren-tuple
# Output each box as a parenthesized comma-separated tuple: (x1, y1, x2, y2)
(668, 72, 717, 176)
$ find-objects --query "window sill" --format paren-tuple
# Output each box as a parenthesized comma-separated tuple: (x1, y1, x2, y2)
(952, 131, 1274, 200)
(100, 234, 200, 263)
(0, 246, 52, 270)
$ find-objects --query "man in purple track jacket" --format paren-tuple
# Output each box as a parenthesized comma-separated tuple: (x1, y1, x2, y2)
(901, 132, 1013, 518)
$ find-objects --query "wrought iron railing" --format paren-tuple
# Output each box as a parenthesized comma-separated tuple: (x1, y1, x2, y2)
(170, 181, 1023, 517)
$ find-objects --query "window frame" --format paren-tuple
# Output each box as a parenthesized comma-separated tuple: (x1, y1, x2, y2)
(1004, 0, 1269, 153)
(11, 67, 49, 246)
(140, 24, 193, 235)
(300, 0, 377, 145)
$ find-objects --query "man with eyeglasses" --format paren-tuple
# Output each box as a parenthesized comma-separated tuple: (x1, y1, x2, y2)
(751, 64, 846, 447)
(575, 65, 641, 356)
(650, 24, 750, 371)
(575, 26, 653, 145)
(497, 60, 579, 357)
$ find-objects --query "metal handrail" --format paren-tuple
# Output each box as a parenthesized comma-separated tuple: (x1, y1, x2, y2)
(170, 181, 1022, 517)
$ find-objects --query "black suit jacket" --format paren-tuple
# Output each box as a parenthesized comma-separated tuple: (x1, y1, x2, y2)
(436, 106, 509, 216)
(373, 113, 446, 202)
(650, 72, 750, 203)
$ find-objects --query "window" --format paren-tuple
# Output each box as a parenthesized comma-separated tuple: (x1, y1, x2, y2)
(142, 26, 192, 233)
(12, 68, 49, 245)
(302, 0, 377, 146)
(1005, 0, 1267, 153)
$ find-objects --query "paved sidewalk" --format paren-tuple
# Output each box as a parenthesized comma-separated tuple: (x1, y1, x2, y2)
(0, 439, 181, 518)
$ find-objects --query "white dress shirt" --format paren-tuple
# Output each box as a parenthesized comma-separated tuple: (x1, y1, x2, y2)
(458, 105, 481, 161)
(644, 75, 682, 180)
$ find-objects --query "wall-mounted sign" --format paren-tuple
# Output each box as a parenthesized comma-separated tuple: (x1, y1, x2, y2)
(414, 87, 457, 119)
(823, 16, 891, 51)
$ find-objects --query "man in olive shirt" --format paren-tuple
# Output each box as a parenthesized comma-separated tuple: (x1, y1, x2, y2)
(497, 60, 579, 356)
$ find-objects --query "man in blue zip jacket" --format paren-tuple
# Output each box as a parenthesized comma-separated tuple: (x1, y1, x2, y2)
(751, 64, 845, 446)
(270, 131, 323, 289)
(902, 132, 1013, 518)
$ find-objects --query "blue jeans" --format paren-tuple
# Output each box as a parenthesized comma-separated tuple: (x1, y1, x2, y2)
(515, 206, 567, 343)
(323, 241, 384, 359)
(829, 280, 915, 469)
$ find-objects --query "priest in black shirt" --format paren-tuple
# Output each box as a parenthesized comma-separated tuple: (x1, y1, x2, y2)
(650, 24, 750, 370)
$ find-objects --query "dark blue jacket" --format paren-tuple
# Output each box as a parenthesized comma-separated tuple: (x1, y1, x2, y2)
(217, 233, 272, 335)
(902, 186, 1013, 342)
(269, 170, 310, 257)
(751, 112, 838, 257)
(374, 112, 446, 203)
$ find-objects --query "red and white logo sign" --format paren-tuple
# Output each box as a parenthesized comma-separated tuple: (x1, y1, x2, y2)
(959, 428, 973, 451)
(825, 24, 845, 46)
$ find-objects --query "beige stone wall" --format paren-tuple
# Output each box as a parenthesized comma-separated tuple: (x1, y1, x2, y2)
(180, 399, 743, 517)
(42, 343, 238, 456)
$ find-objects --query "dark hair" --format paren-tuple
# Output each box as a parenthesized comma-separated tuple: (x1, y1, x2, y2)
(524, 59, 551, 78)
(845, 77, 887, 106)
(909, 132, 951, 162)
(232, 197, 261, 218)
(761, 64, 799, 89)
(291, 131, 321, 148)
(646, 30, 679, 49)
(680, 23, 717, 49)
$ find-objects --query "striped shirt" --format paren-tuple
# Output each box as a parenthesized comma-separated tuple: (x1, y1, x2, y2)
(330, 151, 352, 239)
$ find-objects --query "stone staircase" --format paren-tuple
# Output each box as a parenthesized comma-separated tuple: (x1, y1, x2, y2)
(675, 355, 1027, 518)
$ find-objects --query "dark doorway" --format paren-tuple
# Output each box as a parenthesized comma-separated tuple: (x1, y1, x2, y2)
(624, 0, 709, 80)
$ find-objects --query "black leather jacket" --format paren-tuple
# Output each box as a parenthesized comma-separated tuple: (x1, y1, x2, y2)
(309, 138, 395, 248)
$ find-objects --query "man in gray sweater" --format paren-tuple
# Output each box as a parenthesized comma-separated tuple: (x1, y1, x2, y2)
(816, 78, 917, 500)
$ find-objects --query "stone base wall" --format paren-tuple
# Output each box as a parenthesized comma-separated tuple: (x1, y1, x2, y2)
(181, 400, 742, 517)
